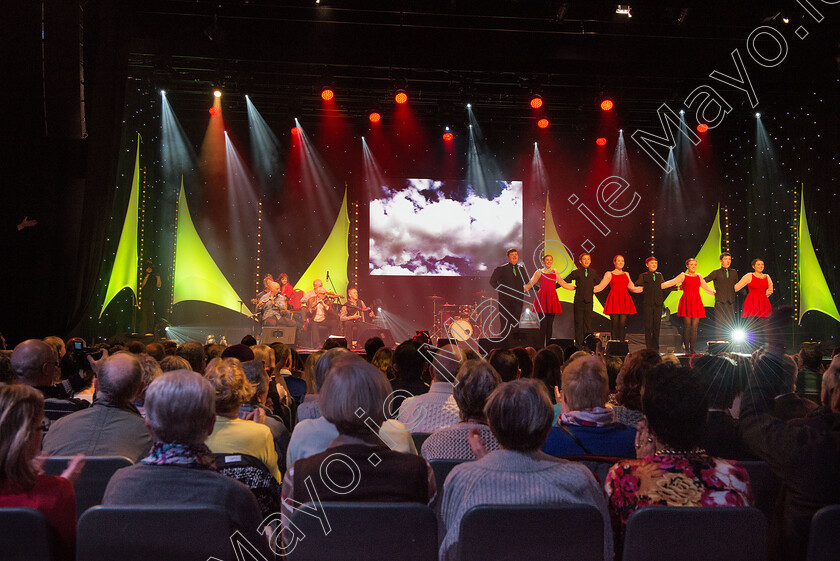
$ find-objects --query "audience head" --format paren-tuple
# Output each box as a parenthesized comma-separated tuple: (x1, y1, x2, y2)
(660, 353, 680, 366)
(204, 358, 254, 415)
(511, 348, 533, 379)
(205, 344, 226, 362)
(692, 355, 739, 409)
(642, 363, 708, 451)
(489, 349, 519, 383)
(615, 349, 661, 411)
(43, 336, 65, 360)
(97, 352, 144, 404)
(144, 343, 165, 362)
(160, 355, 191, 373)
(563, 345, 581, 363)
(754, 350, 797, 396)
(11, 339, 59, 387)
(301, 350, 325, 394)
(533, 349, 562, 402)
(250, 344, 274, 373)
(144, 370, 216, 446)
(561, 355, 609, 412)
(162, 341, 178, 356)
(222, 344, 255, 363)
(393, 339, 426, 382)
(322, 337, 348, 350)
(430, 344, 461, 384)
(545, 344, 565, 365)
(126, 340, 145, 355)
(312, 348, 350, 392)
(454, 360, 502, 422)
(604, 355, 623, 393)
(241, 361, 269, 403)
(0, 384, 45, 490)
(799, 343, 824, 372)
(134, 353, 162, 405)
(271, 342, 292, 371)
(0, 351, 14, 385)
(176, 342, 206, 373)
(364, 337, 386, 363)
(371, 347, 394, 379)
(240, 335, 258, 347)
(320, 354, 387, 435)
(485, 378, 553, 452)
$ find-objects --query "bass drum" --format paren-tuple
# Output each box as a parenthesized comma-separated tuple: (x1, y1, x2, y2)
(446, 318, 473, 341)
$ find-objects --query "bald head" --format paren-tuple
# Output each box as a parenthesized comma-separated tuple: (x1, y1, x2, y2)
(98, 352, 143, 404)
(432, 344, 462, 383)
(11, 339, 58, 386)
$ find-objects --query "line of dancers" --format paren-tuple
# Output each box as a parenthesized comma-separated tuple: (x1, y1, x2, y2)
(494, 249, 774, 353)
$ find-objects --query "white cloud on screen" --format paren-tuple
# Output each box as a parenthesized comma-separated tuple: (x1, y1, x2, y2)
(369, 179, 523, 276)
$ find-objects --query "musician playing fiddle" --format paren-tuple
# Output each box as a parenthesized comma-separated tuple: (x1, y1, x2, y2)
(306, 287, 340, 347)
(340, 286, 375, 348)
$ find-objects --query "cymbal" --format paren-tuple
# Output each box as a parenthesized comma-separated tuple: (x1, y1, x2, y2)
(428, 295, 444, 300)
(440, 303, 457, 308)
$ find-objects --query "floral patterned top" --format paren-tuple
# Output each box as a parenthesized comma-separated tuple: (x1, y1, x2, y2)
(604, 453, 752, 545)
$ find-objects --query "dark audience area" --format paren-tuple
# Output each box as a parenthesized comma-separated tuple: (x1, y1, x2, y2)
(1, 308, 839, 561)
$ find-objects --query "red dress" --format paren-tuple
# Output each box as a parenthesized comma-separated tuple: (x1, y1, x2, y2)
(533, 269, 562, 313)
(743, 275, 772, 317)
(604, 272, 636, 315)
(677, 274, 706, 318)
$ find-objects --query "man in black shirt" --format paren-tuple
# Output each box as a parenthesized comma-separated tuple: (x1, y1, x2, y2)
(489, 248, 528, 338)
(704, 252, 739, 340)
(564, 253, 601, 347)
(635, 256, 669, 352)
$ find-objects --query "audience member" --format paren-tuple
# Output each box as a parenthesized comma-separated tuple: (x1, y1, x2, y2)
(43, 352, 154, 462)
(144, 342, 165, 362)
(176, 341, 205, 373)
(272, 342, 307, 406)
(126, 340, 146, 355)
(0, 385, 84, 561)
(241, 360, 290, 471)
(371, 346, 394, 380)
(297, 349, 343, 422)
(43, 336, 66, 360)
(0, 350, 15, 384)
(161, 341, 177, 356)
(421, 360, 501, 461)
(489, 349, 519, 382)
(611, 349, 661, 427)
(603, 354, 622, 394)
(605, 363, 752, 552)
(756, 348, 818, 421)
(398, 344, 461, 432)
(439, 379, 612, 561)
(102, 370, 269, 557)
(282, 356, 434, 523)
(203, 358, 282, 483)
(389, 339, 430, 416)
(160, 355, 191, 372)
(511, 347, 533, 379)
(364, 336, 385, 363)
(240, 334, 257, 347)
(133, 353, 162, 415)
(205, 343, 226, 362)
(542, 355, 636, 458)
(532, 348, 562, 404)
(222, 343, 255, 363)
(795, 343, 824, 403)
(12, 339, 89, 423)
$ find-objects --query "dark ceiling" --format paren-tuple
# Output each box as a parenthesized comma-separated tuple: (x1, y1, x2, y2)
(126, 0, 839, 132)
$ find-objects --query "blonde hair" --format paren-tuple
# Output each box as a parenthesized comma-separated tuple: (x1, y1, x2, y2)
(205, 357, 254, 413)
(251, 345, 274, 372)
(561, 355, 609, 411)
(0, 385, 44, 490)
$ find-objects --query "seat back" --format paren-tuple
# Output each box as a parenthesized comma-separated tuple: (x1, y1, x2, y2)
(288, 502, 437, 561)
(429, 459, 467, 489)
(622, 506, 768, 561)
(0, 508, 54, 561)
(215, 452, 282, 518)
(42, 456, 133, 517)
(458, 504, 604, 561)
(560, 454, 625, 484)
(740, 460, 781, 522)
(411, 432, 432, 451)
(77, 505, 234, 561)
(807, 504, 840, 561)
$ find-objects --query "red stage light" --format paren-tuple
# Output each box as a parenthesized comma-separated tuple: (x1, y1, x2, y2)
(291, 127, 301, 136)
(537, 118, 549, 129)
(600, 99, 614, 111)
(321, 88, 334, 101)
(443, 132, 454, 141)
(596, 137, 607, 146)
(395, 91, 408, 104)
(208, 107, 220, 116)
(530, 96, 543, 109)
(697, 123, 709, 133)
(369, 112, 381, 123)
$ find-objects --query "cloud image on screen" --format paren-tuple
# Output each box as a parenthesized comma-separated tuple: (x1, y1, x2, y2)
(369, 178, 523, 276)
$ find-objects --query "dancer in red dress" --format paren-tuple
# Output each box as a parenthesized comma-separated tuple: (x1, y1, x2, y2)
(594, 254, 642, 341)
(663, 258, 716, 354)
(734, 259, 773, 336)
(524, 254, 575, 348)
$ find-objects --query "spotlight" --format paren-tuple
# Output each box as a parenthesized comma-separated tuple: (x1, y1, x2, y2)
(530, 95, 543, 109)
(394, 90, 408, 104)
(160, 90, 166, 96)
(213, 90, 222, 98)
(755, 112, 761, 118)
(600, 98, 614, 111)
(697, 123, 709, 133)
(443, 132, 454, 141)
(616, 5, 632, 17)
(368, 112, 381, 123)
(377, 307, 382, 313)
(321, 88, 334, 101)
(679, 109, 685, 115)
(537, 118, 549, 129)
(782, 17, 789, 24)
(466, 103, 472, 109)
(596, 137, 607, 146)
(291, 126, 301, 136)
(731, 328, 747, 343)
(208, 107, 220, 116)
(445, 126, 450, 131)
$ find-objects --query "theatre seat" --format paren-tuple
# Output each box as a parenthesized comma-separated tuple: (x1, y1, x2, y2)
(42, 456, 133, 517)
(77, 506, 235, 561)
(411, 432, 432, 451)
(457, 504, 604, 561)
(429, 459, 468, 489)
(807, 504, 840, 561)
(288, 502, 437, 561)
(0, 508, 53, 561)
(622, 506, 768, 561)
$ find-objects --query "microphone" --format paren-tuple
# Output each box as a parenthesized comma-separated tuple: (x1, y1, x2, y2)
(326, 270, 330, 280)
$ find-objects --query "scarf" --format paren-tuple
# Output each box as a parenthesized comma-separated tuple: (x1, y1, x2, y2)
(141, 442, 217, 470)
(559, 406, 615, 427)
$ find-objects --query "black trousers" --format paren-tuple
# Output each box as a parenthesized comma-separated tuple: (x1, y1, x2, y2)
(497, 295, 524, 336)
(714, 302, 736, 340)
(642, 305, 661, 352)
(573, 301, 592, 347)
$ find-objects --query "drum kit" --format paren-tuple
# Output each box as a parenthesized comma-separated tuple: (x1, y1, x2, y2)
(429, 291, 493, 341)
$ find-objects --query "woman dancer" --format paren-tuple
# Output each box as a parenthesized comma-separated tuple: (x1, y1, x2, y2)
(594, 254, 642, 341)
(524, 254, 575, 348)
(662, 258, 716, 354)
(734, 259, 773, 332)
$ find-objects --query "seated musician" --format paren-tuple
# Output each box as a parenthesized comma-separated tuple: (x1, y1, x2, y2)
(302, 279, 323, 302)
(340, 287, 375, 349)
(257, 282, 295, 327)
(255, 274, 274, 303)
(306, 287, 339, 347)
